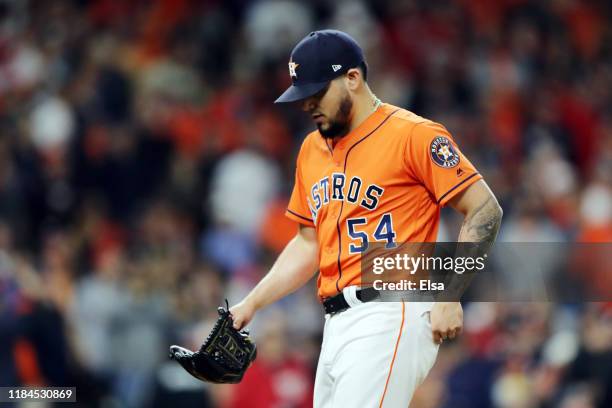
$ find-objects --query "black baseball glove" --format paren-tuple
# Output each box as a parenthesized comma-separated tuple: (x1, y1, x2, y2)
(169, 302, 257, 384)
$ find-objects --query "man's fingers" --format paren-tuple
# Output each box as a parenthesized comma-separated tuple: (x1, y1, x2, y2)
(230, 310, 242, 329)
(450, 327, 462, 338)
(433, 327, 463, 343)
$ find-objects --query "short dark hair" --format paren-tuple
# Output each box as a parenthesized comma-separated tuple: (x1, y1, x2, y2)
(357, 61, 368, 82)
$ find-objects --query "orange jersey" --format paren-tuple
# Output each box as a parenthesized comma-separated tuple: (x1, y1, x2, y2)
(286, 103, 482, 299)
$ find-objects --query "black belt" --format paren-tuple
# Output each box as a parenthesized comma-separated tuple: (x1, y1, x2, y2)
(322, 287, 380, 315)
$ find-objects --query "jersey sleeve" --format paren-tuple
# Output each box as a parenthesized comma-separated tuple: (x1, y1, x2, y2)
(405, 121, 482, 207)
(286, 147, 315, 227)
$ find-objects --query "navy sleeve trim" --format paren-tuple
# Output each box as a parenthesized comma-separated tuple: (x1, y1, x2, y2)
(437, 173, 480, 204)
(287, 209, 314, 223)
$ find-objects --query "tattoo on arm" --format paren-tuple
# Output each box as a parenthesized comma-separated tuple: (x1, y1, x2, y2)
(457, 196, 503, 246)
(439, 197, 503, 300)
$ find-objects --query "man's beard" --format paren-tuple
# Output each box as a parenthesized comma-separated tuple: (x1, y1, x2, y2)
(318, 94, 353, 139)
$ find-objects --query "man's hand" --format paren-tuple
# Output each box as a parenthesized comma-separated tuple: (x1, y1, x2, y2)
(230, 299, 257, 330)
(430, 302, 463, 344)
(227, 225, 318, 331)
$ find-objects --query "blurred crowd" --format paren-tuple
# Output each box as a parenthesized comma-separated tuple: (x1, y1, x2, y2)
(0, 0, 611, 407)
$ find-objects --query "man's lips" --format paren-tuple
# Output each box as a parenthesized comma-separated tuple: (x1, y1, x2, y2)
(312, 114, 324, 123)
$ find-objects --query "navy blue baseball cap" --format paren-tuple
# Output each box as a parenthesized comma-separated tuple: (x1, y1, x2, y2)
(275, 30, 365, 103)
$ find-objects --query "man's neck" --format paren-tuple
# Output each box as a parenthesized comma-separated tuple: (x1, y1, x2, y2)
(348, 90, 381, 134)
(329, 89, 380, 147)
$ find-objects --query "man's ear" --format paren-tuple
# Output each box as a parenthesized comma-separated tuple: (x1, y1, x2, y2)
(345, 68, 363, 91)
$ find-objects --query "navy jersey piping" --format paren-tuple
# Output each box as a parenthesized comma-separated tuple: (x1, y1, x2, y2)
(436, 173, 480, 204)
(287, 209, 314, 224)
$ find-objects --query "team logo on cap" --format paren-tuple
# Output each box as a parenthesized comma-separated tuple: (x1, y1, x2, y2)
(430, 136, 460, 168)
(288, 60, 299, 78)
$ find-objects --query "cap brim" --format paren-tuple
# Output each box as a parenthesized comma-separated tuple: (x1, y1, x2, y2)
(274, 81, 329, 103)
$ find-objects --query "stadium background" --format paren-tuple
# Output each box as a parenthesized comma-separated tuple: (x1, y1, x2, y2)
(0, 0, 611, 407)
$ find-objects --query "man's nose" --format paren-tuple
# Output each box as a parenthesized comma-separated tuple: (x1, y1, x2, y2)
(302, 98, 316, 112)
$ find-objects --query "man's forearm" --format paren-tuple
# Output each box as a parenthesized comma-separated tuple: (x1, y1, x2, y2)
(457, 196, 503, 245)
(442, 196, 503, 299)
(243, 233, 318, 311)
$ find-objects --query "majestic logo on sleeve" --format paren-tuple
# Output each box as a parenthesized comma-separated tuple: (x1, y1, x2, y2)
(430, 136, 460, 168)
(288, 60, 299, 78)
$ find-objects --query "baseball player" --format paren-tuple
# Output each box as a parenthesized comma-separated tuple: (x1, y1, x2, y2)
(230, 30, 503, 407)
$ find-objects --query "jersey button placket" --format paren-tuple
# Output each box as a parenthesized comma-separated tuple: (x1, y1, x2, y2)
(331, 148, 344, 217)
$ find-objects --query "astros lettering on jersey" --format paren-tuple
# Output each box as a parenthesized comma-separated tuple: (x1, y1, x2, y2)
(286, 103, 482, 299)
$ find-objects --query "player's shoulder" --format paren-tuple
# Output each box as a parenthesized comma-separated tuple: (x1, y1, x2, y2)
(300, 129, 323, 152)
(384, 104, 442, 133)
(295, 129, 328, 162)
(302, 129, 321, 147)
(385, 104, 427, 125)
(384, 104, 450, 141)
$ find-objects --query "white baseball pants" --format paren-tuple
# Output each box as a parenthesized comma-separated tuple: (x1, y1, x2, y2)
(314, 287, 439, 408)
